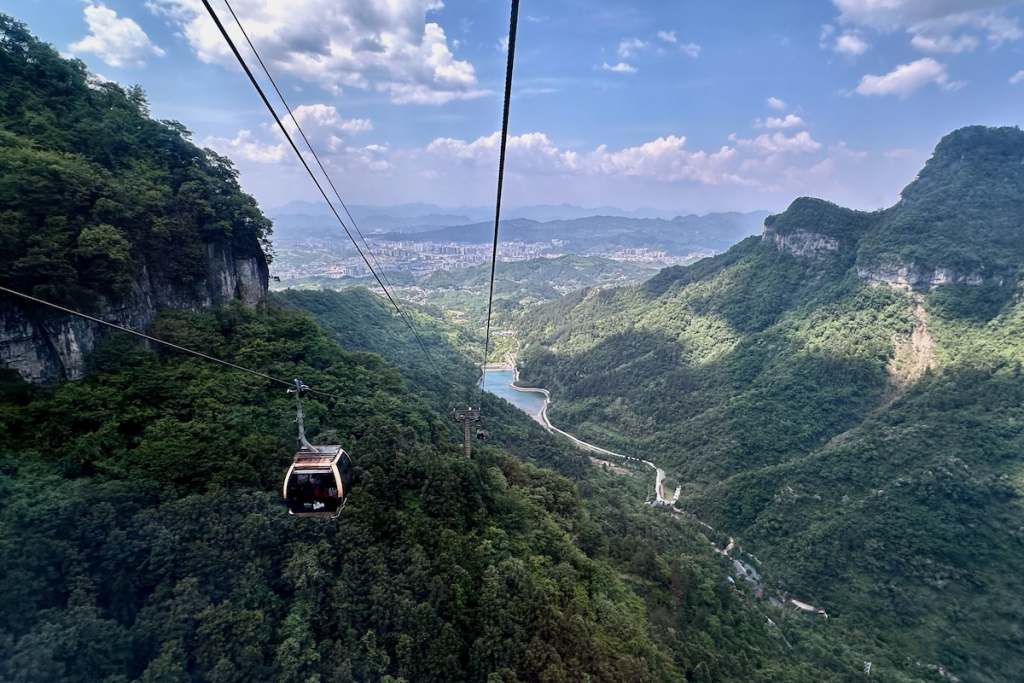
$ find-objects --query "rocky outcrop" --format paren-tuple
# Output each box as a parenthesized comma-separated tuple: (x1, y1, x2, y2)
(760, 197, 873, 259)
(857, 263, 985, 291)
(765, 229, 841, 258)
(1, 241, 268, 383)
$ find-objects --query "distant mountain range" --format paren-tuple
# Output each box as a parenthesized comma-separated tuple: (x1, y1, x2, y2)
(266, 201, 746, 244)
(372, 212, 769, 256)
(270, 200, 688, 227)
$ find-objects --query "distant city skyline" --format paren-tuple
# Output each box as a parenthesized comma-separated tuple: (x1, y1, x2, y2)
(9, 0, 1024, 213)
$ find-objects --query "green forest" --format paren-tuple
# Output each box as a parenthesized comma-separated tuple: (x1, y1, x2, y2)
(516, 127, 1024, 682)
(0, 16, 893, 683)
(0, 15, 270, 310)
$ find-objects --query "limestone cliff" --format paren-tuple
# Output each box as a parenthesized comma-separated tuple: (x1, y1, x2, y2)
(1, 242, 268, 383)
(761, 197, 874, 260)
(0, 19, 274, 384)
(765, 228, 841, 258)
(855, 263, 985, 291)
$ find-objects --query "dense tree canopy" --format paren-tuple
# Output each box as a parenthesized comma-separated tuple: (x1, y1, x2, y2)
(0, 14, 271, 308)
(516, 128, 1024, 682)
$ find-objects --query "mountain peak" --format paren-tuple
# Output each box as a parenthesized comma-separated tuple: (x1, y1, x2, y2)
(899, 125, 1024, 206)
(761, 126, 1024, 283)
(862, 125, 1024, 276)
(762, 197, 876, 258)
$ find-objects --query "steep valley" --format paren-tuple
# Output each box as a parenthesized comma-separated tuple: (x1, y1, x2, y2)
(516, 127, 1024, 682)
(2, 11, 1023, 682)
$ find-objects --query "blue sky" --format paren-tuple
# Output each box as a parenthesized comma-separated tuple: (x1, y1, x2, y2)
(6, 0, 1024, 213)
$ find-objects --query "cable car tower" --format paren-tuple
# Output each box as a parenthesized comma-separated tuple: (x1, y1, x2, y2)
(452, 406, 480, 457)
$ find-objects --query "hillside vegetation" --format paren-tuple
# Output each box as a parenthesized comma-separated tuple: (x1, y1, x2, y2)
(0, 15, 270, 309)
(0, 17, 872, 683)
(518, 126, 1024, 682)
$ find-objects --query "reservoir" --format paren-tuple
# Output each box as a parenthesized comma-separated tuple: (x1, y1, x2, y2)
(482, 368, 547, 424)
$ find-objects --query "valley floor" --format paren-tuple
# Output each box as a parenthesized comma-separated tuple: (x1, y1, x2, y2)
(485, 364, 832, 620)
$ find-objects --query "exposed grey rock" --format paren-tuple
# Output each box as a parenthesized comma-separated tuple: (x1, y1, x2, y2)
(856, 264, 984, 291)
(1, 242, 268, 384)
(763, 227, 841, 258)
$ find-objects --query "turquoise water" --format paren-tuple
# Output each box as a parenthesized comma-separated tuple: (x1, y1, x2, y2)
(482, 369, 547, 423)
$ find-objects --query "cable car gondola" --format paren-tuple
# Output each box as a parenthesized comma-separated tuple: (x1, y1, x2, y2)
(282, 379, 353, 518)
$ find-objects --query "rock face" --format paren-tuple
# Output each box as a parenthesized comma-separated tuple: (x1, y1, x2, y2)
(1, 241, 268, 383)
(856, 264, 985, 291)
(760, 197, 872, 260)
(765, 229, 841, 258)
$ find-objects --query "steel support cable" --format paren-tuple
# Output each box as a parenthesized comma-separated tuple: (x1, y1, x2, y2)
(200, 0, 445, 380)
(0, 285, 341, 400)
(218, 0, 432, 362)
(478, 0, 520, 406)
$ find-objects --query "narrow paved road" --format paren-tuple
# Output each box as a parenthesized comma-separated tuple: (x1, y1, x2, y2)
(510, 380, 679, 504)
(508, 370, 826, 617)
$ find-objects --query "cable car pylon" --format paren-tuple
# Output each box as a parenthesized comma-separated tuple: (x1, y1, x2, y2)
(452, 406, 481, 457)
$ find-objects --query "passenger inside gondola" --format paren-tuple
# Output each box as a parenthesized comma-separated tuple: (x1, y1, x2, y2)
(286, 470, 340, 514)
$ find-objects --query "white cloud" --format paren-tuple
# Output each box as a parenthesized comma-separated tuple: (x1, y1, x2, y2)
(679, 41, 702, 58)
(586, 136, 740, 184)
(1011, 69, 1024, 83)
(600, 61, 638, 74)
(618, 37, 648, 59)
(226, 123, 899, 210)
(292, 103, 372, 132)
(70, 3, 165, 68)
(832, 141, 868, 159)
(854, 58, 955, 97)
(833, 0, 1022, 54)
(732, 131, 823, 155)
(634, 31, 699, 57)
(203, 129, 285, 163)
(834, 32, 869, 55)
(344, 143, 392, 172)
(834, 0, 1011, 29)
(910, 32, 979, 52)
(280, 103, 373, 151)
(755, 114, 806, 129)
(427, 131, 579, 174)
(426, 131, 753, 185)
(884, 147, 916, 159)
(766, 96, 787, 110)
(148, 0, 486, 105)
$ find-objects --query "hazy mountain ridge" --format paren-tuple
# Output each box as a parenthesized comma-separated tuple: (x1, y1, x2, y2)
(423, 254, 657, 291)
(371, 212, 768, 256)
(270, 200, 690, 229)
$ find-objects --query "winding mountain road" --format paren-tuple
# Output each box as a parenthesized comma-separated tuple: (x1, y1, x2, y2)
(508, 377, 679, 505)
(506, 367, 826, 617)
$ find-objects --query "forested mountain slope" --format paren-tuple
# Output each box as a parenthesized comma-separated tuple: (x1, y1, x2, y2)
(517, 126, 1024, 682)
(0, 305, 673, 682)
(0, 295, 883, 682)
(0, 15, 270, 382)
(0, 16, 871, 682)
(423, 254, 656, 297)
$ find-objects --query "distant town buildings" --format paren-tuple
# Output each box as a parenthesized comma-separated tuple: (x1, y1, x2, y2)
(271, 237, 708, 283)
